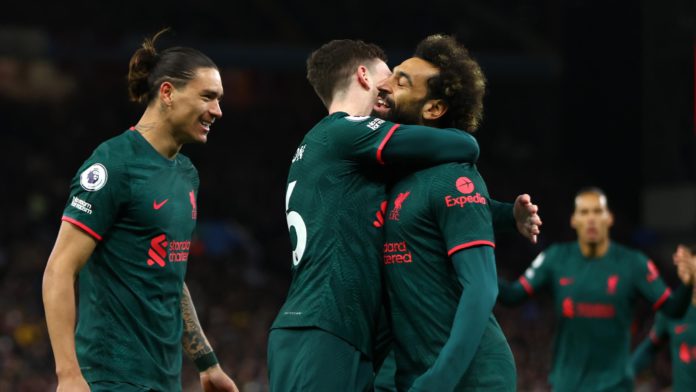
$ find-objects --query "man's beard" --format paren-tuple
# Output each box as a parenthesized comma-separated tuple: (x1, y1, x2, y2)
(371, 99, 426, 125)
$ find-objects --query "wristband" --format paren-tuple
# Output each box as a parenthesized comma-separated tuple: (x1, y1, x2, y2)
(195, 351, 219, 372)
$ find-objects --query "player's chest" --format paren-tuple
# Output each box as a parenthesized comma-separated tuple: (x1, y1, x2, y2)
(126, 170, 197, 232)
(554, 261, 632, 302)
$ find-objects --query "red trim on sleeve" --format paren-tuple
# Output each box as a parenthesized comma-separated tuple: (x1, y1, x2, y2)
(62, 216, 103, 241)
(376, 124, 401, 165)
(652, 287, 672, 311)
(129, 126, 136, 131)
(447, 240, 495, 256)
(519, 276, 534, 296)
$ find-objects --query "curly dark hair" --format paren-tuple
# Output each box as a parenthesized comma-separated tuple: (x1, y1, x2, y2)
(414, 34, 486, 132)
(306, 39, 387, 108)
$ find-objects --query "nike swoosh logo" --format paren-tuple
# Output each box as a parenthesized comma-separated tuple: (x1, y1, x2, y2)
(153, 199, 169, 210)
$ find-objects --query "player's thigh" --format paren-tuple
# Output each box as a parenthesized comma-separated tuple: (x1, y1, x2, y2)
(267, 327, 373, 392)
(89, 381, 152, 392)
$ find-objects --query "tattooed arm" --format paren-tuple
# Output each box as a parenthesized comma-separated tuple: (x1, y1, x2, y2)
(181, 283, 239, 392)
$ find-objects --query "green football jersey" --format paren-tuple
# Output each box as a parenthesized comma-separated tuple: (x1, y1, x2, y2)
(271, 112, 481, 356)
(383, 162, 511, 390)
(518, 242, 670, 391)
(649, 305, 696, 391)
(62, 129, 199, 392)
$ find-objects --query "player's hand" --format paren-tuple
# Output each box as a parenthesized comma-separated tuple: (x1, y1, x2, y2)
(673, 244, 695, 285)
(513, 194, 542, 244)
(200, 364, 239, 392)
(57, 374, 90, 392)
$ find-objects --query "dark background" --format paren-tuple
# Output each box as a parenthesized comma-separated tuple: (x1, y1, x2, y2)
(1, 0, 695, 390)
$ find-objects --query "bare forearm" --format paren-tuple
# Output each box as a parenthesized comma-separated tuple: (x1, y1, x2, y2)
(43, 267, 81, 377)
(181, 284, 213, 360)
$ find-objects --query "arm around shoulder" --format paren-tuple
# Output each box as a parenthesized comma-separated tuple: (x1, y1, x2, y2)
(381, 125, 480, 167)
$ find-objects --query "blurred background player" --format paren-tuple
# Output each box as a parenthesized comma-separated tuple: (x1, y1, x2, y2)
(632, 244, 696, 392)
(497, 187, 694, 391)
(376, 34, 531, 391)
(41, 29, 238, 392)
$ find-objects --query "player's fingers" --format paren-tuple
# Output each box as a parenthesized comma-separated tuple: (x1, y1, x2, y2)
(517, 194, 531, 204)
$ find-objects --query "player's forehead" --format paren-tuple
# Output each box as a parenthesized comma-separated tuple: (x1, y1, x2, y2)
(574, 192, 608, 210)
(184, 67, 224, 97)
(393, 57, 439, 82)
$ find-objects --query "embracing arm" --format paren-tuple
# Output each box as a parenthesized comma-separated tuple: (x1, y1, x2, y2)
(409, 246, 497, 391)
(43, 221, 97, 391)
(181, 284, 239, 392)
(381, 126, 479, 167)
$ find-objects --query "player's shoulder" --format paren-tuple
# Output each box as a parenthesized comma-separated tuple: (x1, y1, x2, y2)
(79, 130, 135, 173)
(320, 112, 397, 133)
(610, 242, 649, 262)
(416, 163, 483, 196)
(91, 129, 135, 158)
(543, 242, 576, 260)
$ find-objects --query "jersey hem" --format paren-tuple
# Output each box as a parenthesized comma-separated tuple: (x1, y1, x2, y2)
(62, 216, 103, 241)
(447, 240, 495, 256)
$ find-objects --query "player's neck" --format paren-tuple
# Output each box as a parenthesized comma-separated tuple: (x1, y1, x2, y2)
(134, 109, 182, 159)
(327, 88, 374, 117)
(579, 239, 610, 259)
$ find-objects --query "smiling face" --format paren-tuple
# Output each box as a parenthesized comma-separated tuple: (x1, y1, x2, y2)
(166, 67, 223, 144)
(373, 57, 439, 125)
(571, 191, 614, 246)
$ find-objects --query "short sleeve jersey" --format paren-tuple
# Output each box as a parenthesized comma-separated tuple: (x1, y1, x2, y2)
(271, 112, 406, 356)
(649, 305, 696, 392)
(518, 242, 671, 392)
(62, 129, 199, 392)
(382, 163, 505, 390)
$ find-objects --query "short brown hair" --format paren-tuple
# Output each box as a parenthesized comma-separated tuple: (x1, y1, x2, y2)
(306, 39, 386, 107)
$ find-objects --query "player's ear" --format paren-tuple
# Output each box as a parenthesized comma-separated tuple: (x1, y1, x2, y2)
(422, 99, 448, 121)
(356, 65, 370, 91)
(607, 211, 614, 227)
(159, 81, 175, 107)
(570, 212, 577, 229)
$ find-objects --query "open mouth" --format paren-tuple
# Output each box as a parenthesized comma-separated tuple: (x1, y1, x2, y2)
(373, 91, 393, 116)
(200, 119, 214, 131)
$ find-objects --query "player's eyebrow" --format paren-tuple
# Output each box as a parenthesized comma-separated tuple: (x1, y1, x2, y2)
(202, 89, 224, 100)
(393, 68, 413, 87)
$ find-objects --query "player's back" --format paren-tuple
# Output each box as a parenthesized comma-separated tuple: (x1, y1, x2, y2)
(272, 112, 395, 356)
